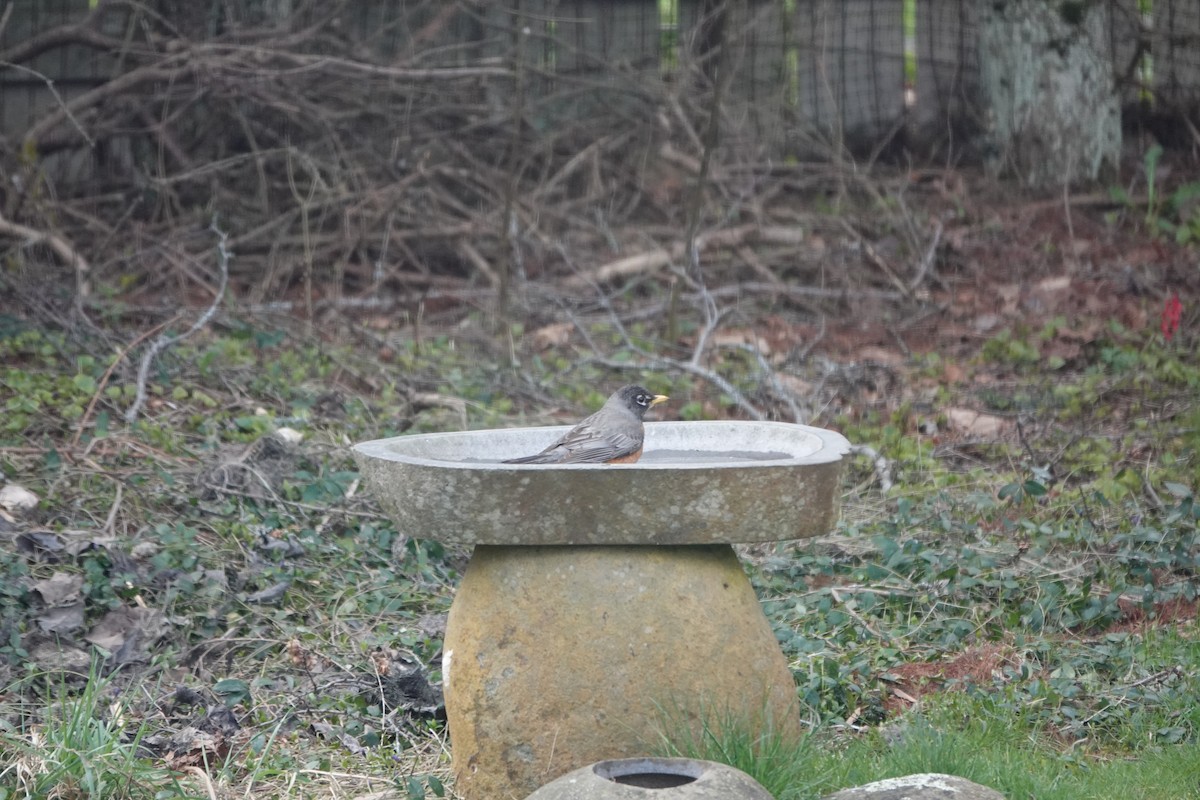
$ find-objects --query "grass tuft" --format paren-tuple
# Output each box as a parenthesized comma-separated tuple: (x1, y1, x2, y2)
(0, 661, 182, 800)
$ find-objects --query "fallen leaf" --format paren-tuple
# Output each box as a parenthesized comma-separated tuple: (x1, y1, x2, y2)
(130, 541, 160, 559)
(941, 362, 965, 383)
(36, 603, 85, 634)
(198, 705, 240, 736)
(531, 322, 574, 350)
(973, 313, 1002, 333)
(108, 628, 146, 666)
(774, 373, 813, 397)
(16, 531, 65, 558)
(0, 484, 39, 513)
(274, 427, 304, 444)
(62, 532, 118, 557)
(146, 727, 229, 769)
(256, 534, 304, 558)
(202, 569, 229, 592)
(29, 641, 91, 673)
(1042, 339, 1082, 363)
(945, 408, 1011, 438)
(710, 328, 772, 356)
(996, 284, 1020, 314)
(1035, 276, 1071, 293)
(856, 346, 905, 367)
(85, 606, 170, 653)
(1055, 321, 1102, 342)
(32, 572, 84, 606)
(943, 225, 970, 252)
(244, 580, 291, 604)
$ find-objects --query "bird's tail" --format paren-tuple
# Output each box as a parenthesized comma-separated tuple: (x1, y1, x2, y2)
(501, 453, 556, 464)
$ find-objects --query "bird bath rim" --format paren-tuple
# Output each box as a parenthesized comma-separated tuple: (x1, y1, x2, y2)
(353, 420, 849, 470)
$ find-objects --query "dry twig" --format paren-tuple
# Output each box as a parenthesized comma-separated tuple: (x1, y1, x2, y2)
(124, 221, 231, 423)
(0, 211, 92, 298)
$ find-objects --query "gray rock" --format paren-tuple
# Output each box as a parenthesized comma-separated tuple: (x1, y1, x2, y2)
(821, 773, 1005, 800)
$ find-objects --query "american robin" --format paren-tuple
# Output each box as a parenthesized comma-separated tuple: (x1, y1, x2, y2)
(503, 384, 669, 464)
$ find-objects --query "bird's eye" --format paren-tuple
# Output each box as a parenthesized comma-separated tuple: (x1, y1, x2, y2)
(637, 394, 649, 405)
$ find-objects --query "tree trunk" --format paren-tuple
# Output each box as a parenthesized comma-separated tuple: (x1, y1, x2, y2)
(979, 0, 1121, 188)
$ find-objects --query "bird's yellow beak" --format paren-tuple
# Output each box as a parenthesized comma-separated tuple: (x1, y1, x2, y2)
(649, 394, 669, 407)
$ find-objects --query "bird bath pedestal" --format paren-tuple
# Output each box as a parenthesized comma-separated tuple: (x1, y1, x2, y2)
(354, 421, 849, 800)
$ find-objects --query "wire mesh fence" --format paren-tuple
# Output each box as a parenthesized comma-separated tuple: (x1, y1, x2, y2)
(2, 0, 1198, 162)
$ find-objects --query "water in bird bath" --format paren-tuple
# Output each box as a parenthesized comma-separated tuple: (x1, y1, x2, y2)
(638, 448, 792, 463)
(453, 449, 792, 464)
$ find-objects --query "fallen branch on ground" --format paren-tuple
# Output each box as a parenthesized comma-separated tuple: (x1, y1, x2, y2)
(565, 225, 806, 288)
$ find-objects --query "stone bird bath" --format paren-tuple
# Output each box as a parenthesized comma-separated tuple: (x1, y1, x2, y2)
(354, 420, 849, 800)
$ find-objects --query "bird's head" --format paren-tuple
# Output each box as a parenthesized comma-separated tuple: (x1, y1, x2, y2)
(618, 385, 669, 417)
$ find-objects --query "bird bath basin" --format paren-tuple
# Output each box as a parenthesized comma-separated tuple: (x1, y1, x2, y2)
(353, 421, 848, 545)
(353, 420, 850, 800)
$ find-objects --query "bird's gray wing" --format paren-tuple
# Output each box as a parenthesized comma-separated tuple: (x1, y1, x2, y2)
(555, 426, 642, 463)
(503, 401, 646, 464)
(505, 417, 641, 464)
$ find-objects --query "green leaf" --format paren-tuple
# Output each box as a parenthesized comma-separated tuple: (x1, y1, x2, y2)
(1163, 482, 1192, 499)
(213, 678, 252, 707)
(1168, 181, 1200, 211)
(1023, 480, 1048, 497)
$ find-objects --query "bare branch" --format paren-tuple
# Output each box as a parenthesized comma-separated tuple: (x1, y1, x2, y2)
(0, 5, 125, 66)
(0, 211, 92, 274)
(909, 219, 943, 292)
(582, 352, 767, 421)
(726, 343, 807, 423)
(0, 61, 95, 146)
(124, 221, 232, 424)
(24, 58, 191, 148)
